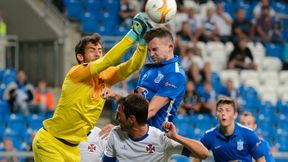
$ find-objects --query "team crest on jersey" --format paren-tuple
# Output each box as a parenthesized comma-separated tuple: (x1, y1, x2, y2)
(88, 144, 96, 152)
(146, 144, 155, 153)
(237, 140, 244, 151)
(154, 72, 164, 83)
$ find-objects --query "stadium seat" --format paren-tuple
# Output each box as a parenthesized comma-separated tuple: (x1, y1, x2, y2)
(3, 128, 23, 150)
(240, 70, 259, 84)
(170, 155, 192, 162)
(219, 70, 240, 88)
(279, 71, 288, 85)
(225, 41, 234, 54)
(262, 57, 282, 71)
(196, 41, 207, 57)
(281, 93, 288, 102)
(264, 43, 284, 60)
(259, 71, 279, 83)
(276, 100, 288, 113)
(0, 100, 10, 119)
(64, 0, 83, 20)
(261, 93, 278, 106)
(275, 135, 288, 152)
(26, 114, 44, 131)
(244, 79, 260, 92)
(174, 115, 194, 138)
(6, 113, 26, 134)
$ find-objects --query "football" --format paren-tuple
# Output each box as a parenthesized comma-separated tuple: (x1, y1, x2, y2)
(145, 0, 177, 24)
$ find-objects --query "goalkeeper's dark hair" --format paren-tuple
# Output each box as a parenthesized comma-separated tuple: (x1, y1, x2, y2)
(117, 94, 149, 125)
(143, 27, 174, 43)
(75, 33, 102, 64)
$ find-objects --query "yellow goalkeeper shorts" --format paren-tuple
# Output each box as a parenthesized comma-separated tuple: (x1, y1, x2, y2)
(32, 128, 80, 162)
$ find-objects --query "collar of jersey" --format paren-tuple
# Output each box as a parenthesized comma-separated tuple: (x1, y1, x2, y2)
(128, 126, 149, 142)
(216, 123, 240, 140)
(147, 56, 179, 66)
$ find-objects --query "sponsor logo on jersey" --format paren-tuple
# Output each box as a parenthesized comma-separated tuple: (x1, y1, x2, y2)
(164, 82, 177, 88)
(88, 144, 96, 152)
(146, 144, 155, 153)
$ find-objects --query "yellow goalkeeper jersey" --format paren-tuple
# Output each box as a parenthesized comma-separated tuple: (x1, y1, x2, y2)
(43, 36, 147, 144)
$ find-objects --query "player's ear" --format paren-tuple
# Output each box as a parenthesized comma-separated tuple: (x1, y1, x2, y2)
(168, 43, 174, 52)
(76, 53, 84, 64)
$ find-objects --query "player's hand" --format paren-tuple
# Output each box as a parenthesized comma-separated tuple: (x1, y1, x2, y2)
(131, 13, 152, 37)
(162, 121, 177, 139)
(101, 88, 120, 101)
(99, 124, 114, 139)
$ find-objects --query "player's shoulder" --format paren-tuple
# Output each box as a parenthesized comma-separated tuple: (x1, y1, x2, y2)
(237, 123, 255, 133)
(204, 126, 217, 135)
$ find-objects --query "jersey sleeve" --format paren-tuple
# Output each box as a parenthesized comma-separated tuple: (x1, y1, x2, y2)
(90, 36, 135, 76)
(103, 129, 117, 159)
(162, 134, 184, 156)
(70, 36, 135, 82)
(200, 133, 211, 150)
(247, 131, 265, 160)
(156, 72, 186, 99)
(100, 44, 147, 86)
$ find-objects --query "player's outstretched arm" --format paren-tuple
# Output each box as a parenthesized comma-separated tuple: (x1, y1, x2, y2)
(162, 122, 209, 159)
(91, 13, 151, 76)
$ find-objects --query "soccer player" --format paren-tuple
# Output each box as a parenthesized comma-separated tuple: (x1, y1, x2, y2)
(79, 124, 114, 162)
(137, 27, 187, 130)
(102, 27, 187, 130)
(240, 112, 275, 162)
(32, 13, 151, 162)
(102, 94, 209, 162)
(193, 97, 265, 162)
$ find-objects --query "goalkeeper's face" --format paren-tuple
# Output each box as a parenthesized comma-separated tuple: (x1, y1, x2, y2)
(82, 42, 103, 63)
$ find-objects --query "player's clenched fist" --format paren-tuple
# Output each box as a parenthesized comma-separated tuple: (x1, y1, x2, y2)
(162, 121, 177, 139)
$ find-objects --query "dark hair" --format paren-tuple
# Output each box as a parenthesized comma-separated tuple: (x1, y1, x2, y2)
(75, 33, 101, 64)
(216, 96, 237, 112)
(261, 5, 270, 10)
(117, 94, 148, 125)
(241, 111, 256, 124)
(143, 27, 174, 43)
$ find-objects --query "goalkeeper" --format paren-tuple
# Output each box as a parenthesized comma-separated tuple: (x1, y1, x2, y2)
(32, 13, 151, 162)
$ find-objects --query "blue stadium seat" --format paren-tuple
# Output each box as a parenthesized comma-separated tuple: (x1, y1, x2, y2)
(276, 100, 288, 114)
(275, 135, 288, 152)
(174, 115, 194, 138)
(82, 0, 102, 14)
(0, 100, 10, 120)
(264, 43, 284, 61)
(26, 114, 44, 131)
(64, 0, 83, 20)
(6, 113, 26, 134)
(3, 128, 23, 150)
(170, 155, 192, 162)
